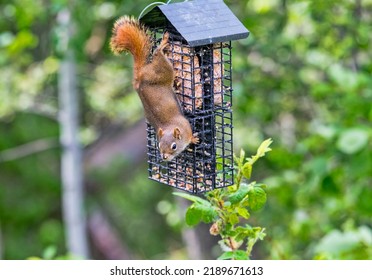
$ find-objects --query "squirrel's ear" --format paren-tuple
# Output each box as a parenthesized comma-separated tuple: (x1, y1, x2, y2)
(158, 128, 164, 139)
(173, 127, 181, 140)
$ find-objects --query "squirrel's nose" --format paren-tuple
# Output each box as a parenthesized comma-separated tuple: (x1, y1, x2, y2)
(162, 154, 168, 160)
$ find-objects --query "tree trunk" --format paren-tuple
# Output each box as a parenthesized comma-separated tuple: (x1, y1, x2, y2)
(58, 8, 89, 259)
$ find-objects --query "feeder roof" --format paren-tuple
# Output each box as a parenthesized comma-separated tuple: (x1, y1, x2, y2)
(140, 0, 249, 47)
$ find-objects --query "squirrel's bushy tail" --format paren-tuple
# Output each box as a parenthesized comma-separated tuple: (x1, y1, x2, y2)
(110, 16, 152, 72)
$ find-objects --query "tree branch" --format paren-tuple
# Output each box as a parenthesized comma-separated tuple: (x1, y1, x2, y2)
(88, 210, 132, 260)
(0, 137, 59, 163)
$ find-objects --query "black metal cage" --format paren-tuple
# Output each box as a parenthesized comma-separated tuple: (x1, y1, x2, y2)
(141, 0, 249, 193)
(146, 27, 234, 193)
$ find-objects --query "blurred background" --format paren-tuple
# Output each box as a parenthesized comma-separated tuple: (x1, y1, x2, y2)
(0, 0, 371, 260)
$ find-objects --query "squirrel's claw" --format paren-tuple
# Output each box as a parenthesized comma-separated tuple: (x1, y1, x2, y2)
(191, 133, 200, 145)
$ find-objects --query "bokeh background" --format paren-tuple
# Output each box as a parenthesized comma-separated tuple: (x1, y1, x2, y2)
(0, 0, 371, 260)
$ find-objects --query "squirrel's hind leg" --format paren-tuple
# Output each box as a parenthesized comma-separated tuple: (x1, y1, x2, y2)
(143, 32, 173, 85)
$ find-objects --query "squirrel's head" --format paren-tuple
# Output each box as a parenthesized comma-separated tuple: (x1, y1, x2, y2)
(157, 127, 189, 161)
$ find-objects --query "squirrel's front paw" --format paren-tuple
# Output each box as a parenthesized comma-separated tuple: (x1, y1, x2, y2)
(191, 133, 200, 144)
(159, 32, 170, 52)
(162, 32, 170, 42)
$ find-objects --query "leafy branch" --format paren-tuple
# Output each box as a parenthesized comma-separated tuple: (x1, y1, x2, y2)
(174, 139, 273, 260)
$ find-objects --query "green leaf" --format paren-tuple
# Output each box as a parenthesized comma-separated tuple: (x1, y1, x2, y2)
(175, 192, 217, 225)
(228, 213, 239, 225)
(336, 128, 369, 154)
(257, 228, 266, 240)
(234, 250, 249, 260)
(217, 250, 249, 260)
(228, 184, 249, 204)
(248, 187, 267, 211)
(235, 225, 253, 241)
(173, 192, 210, 205)
(217, 251, 235, 260)
(185, 206, 202, 226)
(199, 205, 218, 223)
(255, 183, 267, 189)
(256, 138, 273, 158)
(237, 207, 250, 219)
(242, 162, 252, 179)
(234, 149, 245, 167)
(240, 149, 245, 164)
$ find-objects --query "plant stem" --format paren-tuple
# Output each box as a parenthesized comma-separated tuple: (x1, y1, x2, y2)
(236, 169, 243, 188)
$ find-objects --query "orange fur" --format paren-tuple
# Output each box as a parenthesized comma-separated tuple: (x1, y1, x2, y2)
(110, 16, 152, 76)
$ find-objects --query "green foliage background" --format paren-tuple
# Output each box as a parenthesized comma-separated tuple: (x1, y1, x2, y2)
(0, 0, 371, 259)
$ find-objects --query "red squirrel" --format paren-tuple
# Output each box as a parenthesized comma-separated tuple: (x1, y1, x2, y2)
(110, 16, 199, 161)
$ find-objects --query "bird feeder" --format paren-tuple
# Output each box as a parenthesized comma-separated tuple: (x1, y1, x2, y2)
(140, 0, 249, 193)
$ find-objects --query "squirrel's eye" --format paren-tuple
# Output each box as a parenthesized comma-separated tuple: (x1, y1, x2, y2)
(171, 143, 177, 150)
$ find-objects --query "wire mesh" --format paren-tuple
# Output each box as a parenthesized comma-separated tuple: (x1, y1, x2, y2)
(147, 26, 234, 193)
